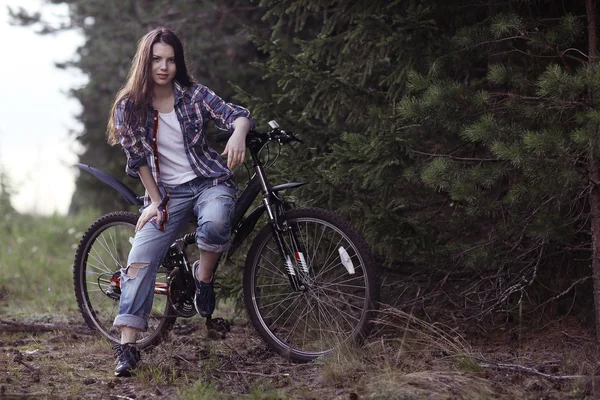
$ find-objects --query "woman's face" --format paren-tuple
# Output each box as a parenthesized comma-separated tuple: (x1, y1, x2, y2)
(151, 42, 176, 87)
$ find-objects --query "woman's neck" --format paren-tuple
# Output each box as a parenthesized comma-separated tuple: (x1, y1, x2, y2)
(153, 83, 172, 100)
(152, 83, 174, 113)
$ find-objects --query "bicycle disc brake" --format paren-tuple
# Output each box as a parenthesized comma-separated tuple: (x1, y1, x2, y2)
(167, 268, 196, 317)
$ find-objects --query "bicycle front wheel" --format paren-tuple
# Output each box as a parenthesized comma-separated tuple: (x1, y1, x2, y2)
(243, 208, 378, 362)
(73, 211, 176, 349)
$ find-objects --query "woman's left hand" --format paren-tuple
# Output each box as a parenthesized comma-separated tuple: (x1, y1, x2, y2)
(222, 117, 252, 170)
(222, 131, 246, 170)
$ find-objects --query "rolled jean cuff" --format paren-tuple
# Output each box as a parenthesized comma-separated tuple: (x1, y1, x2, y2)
(113, 314, 147, 331)
(197, 240, 231, 254)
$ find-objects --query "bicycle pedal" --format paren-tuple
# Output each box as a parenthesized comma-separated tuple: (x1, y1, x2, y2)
(206, 317, 231, 334)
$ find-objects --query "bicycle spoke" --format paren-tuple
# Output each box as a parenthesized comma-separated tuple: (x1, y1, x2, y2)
(85, 287, 111, 294)
(311, 241, 353, 281)
(277, 296, 307, 339)
(256, 282, 292, 290)
(95, 231, 127, 271)
(82, 269, 108, 277)
(320, 275, 368, 290)
(260, 290, 301, 316)
(87, 249, 113, 275)
(312, 288, 360, 328)
(76, 215, 174, 350)
(264, 292, 304, 326)
(309, 297, 349, 346)
(300, 300, 315, 350)
(283, 299, 314, 345)
(259, 262, 289, 282)
(318, 287, 367, 304)
(247, 210, 375, 361)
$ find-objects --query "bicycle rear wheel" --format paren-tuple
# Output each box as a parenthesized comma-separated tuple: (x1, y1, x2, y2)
(73, 211, 176, 349)
(243, 208, 378, 362)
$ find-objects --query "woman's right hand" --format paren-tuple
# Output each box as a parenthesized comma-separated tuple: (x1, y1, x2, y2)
(136, 202, 161, 232)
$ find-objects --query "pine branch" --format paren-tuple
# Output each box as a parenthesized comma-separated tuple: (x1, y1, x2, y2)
(499, 45, 588, 65)
(410, 150, 502, 162)
(490, 92, 588, 107)
(472, 35, 529, 47)
(530, 276, 592, 312)
(561, 47, 590, 60)
(478, 359, 585, 381)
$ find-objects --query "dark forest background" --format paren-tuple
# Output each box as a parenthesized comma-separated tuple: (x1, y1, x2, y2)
(11, 0, 600, 334)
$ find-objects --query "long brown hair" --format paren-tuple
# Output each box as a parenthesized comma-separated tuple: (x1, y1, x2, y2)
(106, 27, 194, 145)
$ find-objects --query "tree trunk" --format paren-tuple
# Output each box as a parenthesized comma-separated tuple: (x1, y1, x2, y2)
(585, 0, 600, 341)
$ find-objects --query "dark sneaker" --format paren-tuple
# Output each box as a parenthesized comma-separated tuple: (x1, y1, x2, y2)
(193, 261, 216, 317)
(113, 343, 141, 377)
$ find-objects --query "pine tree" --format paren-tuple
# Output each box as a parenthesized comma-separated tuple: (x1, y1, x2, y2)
(15, 0, 600, 330)
(10, 0, 267, 213)
(236, 0, 476, 267)
(0, 167, 15, 215)
(393, 1, 600, 322)
(241, 0, 600, 328)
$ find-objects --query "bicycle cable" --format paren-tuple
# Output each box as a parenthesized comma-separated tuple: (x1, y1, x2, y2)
(266, 144, 282, 170)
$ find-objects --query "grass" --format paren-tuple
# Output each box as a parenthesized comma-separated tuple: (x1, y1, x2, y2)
(178, 381, 228, 400)
(312, 306, 517, 399)
(0, 209, 100, 319)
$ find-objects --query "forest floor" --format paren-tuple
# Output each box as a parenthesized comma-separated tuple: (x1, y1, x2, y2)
(2, 311, 600, 400)
(4, 212, 599, 398)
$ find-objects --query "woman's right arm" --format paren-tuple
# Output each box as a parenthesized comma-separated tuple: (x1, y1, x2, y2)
(135, 166, 165, 232)
(114, 100, 164, 231)
(115, 99, 147, 178)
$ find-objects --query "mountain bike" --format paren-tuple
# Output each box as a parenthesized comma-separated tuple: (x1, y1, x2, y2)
(73, 120, 378, 362)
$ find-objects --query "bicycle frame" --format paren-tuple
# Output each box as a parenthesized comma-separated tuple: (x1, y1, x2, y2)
(227, 138, 305, 256)
(229, 138, 308, 291)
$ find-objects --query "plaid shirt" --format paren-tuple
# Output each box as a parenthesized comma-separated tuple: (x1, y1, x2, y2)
(115, 80, 253, 206)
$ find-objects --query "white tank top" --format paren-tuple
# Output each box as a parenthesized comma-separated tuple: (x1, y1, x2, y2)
(156, 110, 197, 187)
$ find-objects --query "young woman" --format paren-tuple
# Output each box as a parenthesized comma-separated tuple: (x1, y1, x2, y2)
(106, 27, 253, 377)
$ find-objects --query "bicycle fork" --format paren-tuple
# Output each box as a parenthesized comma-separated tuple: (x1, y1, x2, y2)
(266, 210, 310, 292)
(250, 153, 309, 292)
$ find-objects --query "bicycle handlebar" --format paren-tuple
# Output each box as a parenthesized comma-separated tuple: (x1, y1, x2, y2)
(213, 120, 304, 146)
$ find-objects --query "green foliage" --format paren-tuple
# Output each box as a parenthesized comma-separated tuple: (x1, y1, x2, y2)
(537, 64, 586, 101)
(0, 167, 14, 214)
(233, 0, 600, 319)
(240, 0, 469, 265)
(10, 0, 269, 214)
(387, 0, 599, 318)
(177, 381, 228, 400)
(11, 0, 600, 320)
(0, 210, 99, 318)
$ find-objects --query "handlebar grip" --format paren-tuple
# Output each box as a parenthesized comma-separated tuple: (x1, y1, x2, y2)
(213, 133, 233, 143)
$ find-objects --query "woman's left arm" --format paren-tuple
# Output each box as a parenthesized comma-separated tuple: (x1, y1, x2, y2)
(222, 117, 252, 170)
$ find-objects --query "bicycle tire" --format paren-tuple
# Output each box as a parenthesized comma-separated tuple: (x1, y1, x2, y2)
(73, 211, 176, 349)
(243, 207, 378, 362)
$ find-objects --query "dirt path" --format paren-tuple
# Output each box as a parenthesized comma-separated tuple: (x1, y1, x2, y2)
(2, 316, 599, 399)
(0, 319, 342, 399)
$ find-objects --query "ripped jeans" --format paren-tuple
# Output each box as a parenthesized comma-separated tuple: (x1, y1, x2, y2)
(113, 178, 236, 331)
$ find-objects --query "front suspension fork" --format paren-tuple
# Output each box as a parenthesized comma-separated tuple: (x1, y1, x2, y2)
(268, 207, 308, 292)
